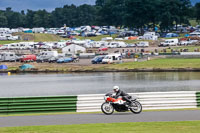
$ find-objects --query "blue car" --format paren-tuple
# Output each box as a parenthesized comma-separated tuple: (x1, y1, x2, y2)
(91, 56, 105, 64)
(57, 57, 73, 63)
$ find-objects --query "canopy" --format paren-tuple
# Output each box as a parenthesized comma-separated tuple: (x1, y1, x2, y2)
(0, 65, 8, 69)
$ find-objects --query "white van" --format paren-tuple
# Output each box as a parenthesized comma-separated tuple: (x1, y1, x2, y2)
(102, 53, 122, 64)
(163, 39, 179, 46)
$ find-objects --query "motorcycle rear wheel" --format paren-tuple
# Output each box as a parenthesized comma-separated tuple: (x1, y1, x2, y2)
(101, 102, 114, 115)
(130, 100, 142, 114)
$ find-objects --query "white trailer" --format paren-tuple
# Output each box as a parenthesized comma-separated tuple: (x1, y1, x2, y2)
(0, 52, 17, 62)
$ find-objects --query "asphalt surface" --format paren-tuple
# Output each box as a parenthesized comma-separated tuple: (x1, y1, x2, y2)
(0, 110, 200, 127)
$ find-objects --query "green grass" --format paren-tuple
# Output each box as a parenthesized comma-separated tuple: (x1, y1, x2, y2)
(75, 34, 117, 41)
(34, 33, 62, 42)
(0, 40, 21, 45)
(109, 58, 200, 69)
(1, 121, 200, 133)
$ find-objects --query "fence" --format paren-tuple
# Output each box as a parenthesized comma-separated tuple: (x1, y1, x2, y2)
(77, 91, 198, 112)
(0, 91, 199, 114)
(0, 96, 77, 114)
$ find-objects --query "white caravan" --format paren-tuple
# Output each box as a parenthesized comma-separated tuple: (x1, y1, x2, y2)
(107, 41, 127, 48)
(0, 52, 17, 62)
(137, 41, 149, 47)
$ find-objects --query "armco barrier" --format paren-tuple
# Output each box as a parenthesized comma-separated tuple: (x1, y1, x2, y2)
(0, 96, 77, 114)
(77, 91, 197, 112)
(0, 91, 199, 114)
(197, 92, 200, 107)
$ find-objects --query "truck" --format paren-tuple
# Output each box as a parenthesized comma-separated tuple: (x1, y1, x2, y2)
(102, 53, 122, 64)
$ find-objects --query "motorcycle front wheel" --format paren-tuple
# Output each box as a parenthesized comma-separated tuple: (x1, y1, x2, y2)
(101, 102, 114, 115)
(130, 100, 142, 114)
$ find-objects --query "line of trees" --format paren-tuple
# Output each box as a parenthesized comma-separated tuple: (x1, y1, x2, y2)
(0, 0, 200, 30)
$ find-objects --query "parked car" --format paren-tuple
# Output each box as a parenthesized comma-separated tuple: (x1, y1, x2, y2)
(91, 55, 105, 64)
(99, 47, 108, 51)
(57, 57, 74, 63)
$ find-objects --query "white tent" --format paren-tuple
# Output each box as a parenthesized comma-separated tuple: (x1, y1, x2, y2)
(62, 44, 86, 54)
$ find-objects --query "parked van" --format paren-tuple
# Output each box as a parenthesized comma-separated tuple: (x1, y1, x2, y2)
(20, 55, 36, 62)
(0, 52, 17, 62)
(162, 39, 179, 46)
(102, 53, 122, 64)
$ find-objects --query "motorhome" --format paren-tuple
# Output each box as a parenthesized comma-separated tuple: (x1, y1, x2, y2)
(37, 51, 58, 62)
(0, 52, 17, 62)
(102, 53, 122, 64)
(107, 41, 127, 48)
(162, 39, 179, 46)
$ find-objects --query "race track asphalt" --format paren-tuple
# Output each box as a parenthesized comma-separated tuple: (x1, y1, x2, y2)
(0, 110, 200, 127)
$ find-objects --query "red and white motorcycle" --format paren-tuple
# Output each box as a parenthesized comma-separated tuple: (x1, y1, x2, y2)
(101, 92, 142, 115)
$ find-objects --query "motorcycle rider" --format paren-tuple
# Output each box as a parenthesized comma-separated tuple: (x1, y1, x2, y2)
(113, 86, 132, 105)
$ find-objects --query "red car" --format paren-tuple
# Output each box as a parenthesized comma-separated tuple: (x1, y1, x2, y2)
(20, 55, 36, 62)
(99, 47, 108, 51)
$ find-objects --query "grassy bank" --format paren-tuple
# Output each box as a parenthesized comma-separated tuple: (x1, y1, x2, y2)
(2, 58, 200, 72)
(108, 58, 200, 70)
(0, 40, 21, 45)
(1, 121, 200, 133)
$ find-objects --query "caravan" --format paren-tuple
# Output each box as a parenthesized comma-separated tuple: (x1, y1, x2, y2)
(107, 41, 127, 48)
(0, 52, 18, 62)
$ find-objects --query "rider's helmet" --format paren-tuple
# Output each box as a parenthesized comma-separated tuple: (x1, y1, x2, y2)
(113, 86, 120, 92)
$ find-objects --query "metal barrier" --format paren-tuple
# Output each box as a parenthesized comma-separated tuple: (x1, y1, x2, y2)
(77, 91, 197, 112)
(196, 92, 200, 108)
(0, 96, 77, 114)
(0, 91, 199, 114)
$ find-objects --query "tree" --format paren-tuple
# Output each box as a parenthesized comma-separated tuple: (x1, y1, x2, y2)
(33, 10, 51, 27)
(0, 15, 8, 27)
(25, 10, 35, 28)
(195, 3, 200, 23)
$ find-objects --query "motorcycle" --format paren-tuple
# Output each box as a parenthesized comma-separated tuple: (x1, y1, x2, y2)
(101, 92, 142, 115)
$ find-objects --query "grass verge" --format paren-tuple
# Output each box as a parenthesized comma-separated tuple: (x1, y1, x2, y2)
(109, 58, 200, 69)
(0, 121, 200, 133)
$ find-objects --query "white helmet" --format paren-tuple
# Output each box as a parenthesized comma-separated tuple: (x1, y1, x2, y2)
(113, 86, 120, 92)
